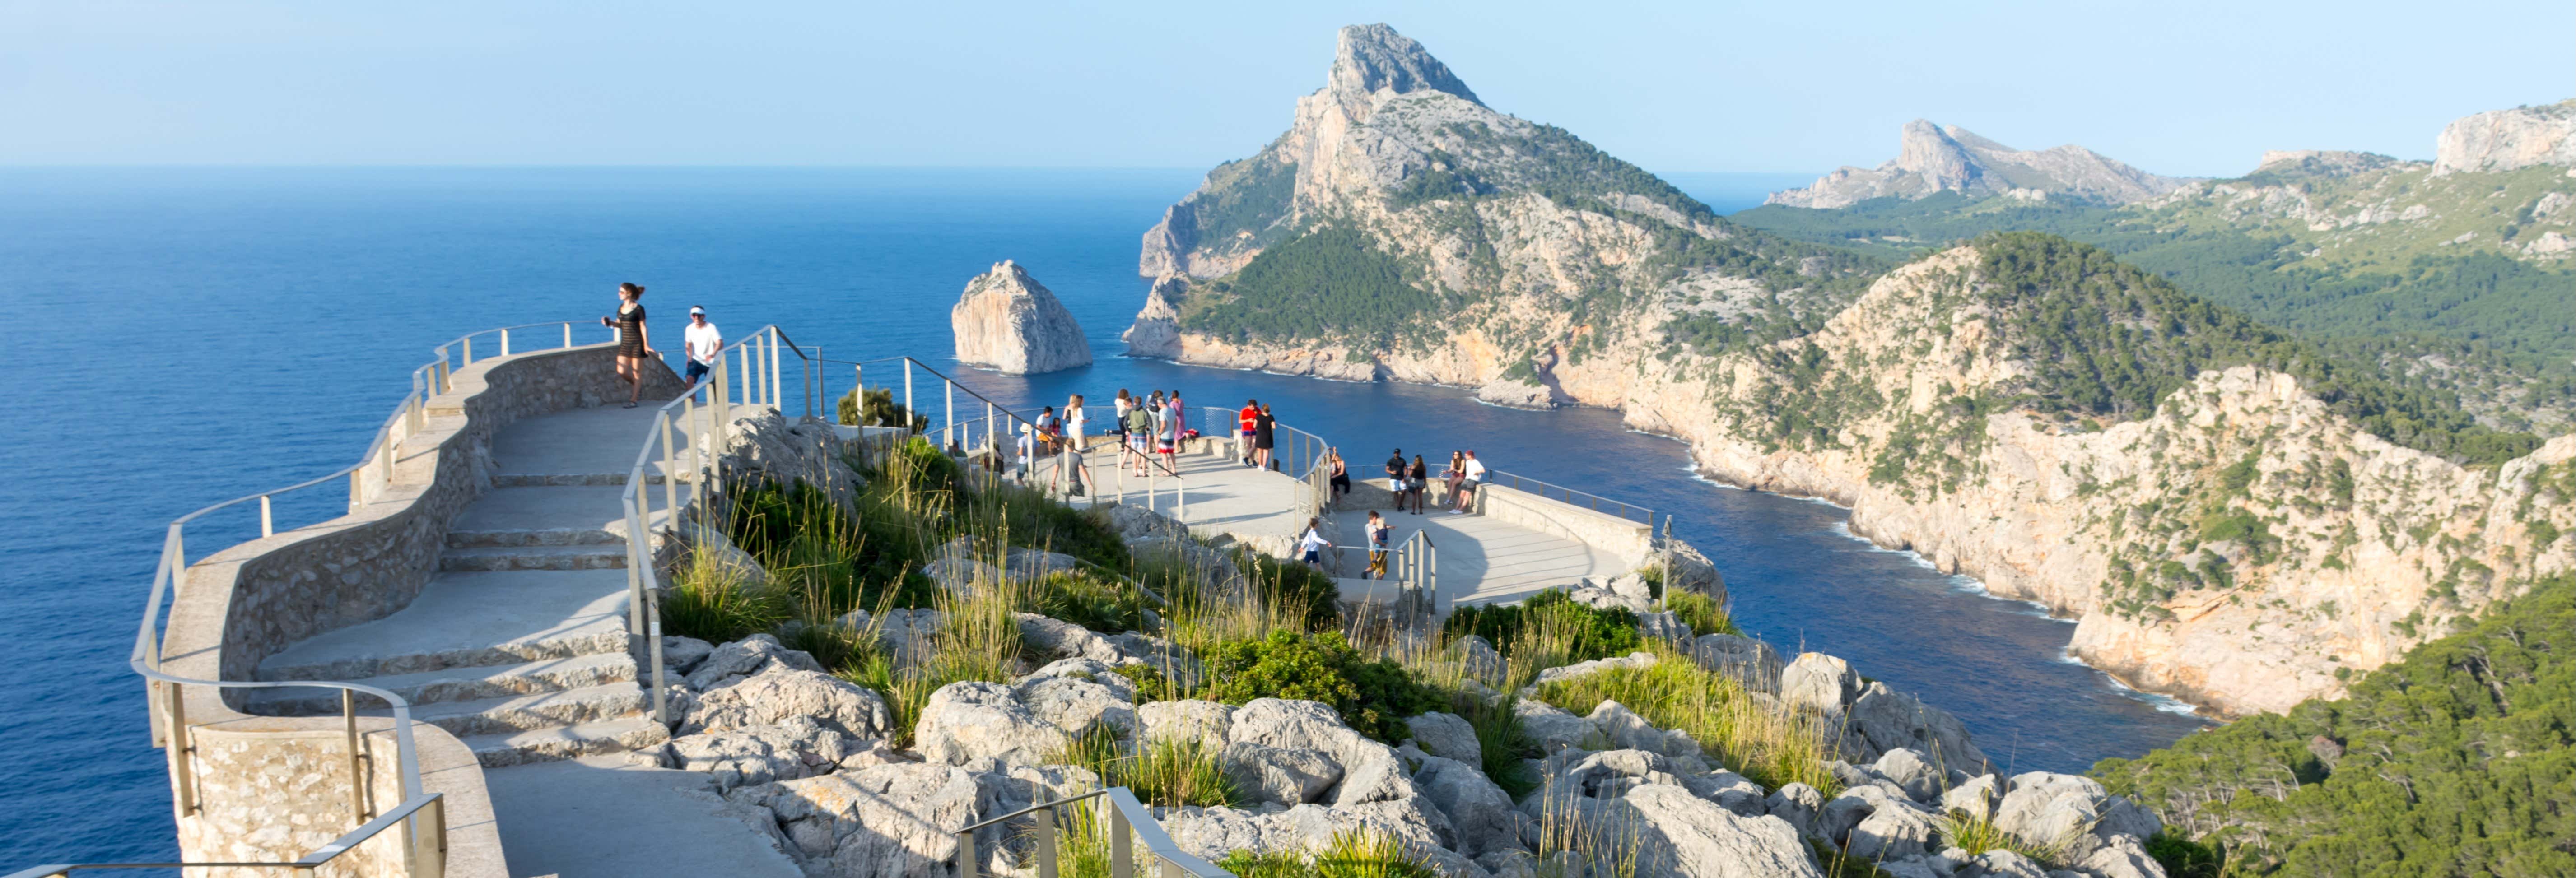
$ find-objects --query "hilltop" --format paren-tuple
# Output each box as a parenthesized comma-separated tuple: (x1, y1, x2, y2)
(1765, 119, 2195, 209)
(1735, 100, 2576, 433)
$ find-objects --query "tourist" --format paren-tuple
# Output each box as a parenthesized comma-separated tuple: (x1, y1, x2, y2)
(1405, 455, 1430, 514)
(1055, 427, 1091, 498)
(1064, 394, 1087, 451)
(1296, 516, 1334, 571)
(1364, 510, 1390, 579)
(1237, 399, 1260, 466)
(1014, 423, 1035, 484)
(1113, 389, 1133, 454)
(1169, 389, 1187, 443)
(1125, 396, 1155, 476)
(1385, 448, 1406, 492)
(1037, 405, 1062, 454)
(1253, 403, 1277, 471)
(1442, 451, 1467, 508)
(680, 306, 721, 398)
(599, 282, 657, 408)
(1159, 392, 1182, 470)
(1328, 449, 1351, 498)
(1452, 450, 1487, 514)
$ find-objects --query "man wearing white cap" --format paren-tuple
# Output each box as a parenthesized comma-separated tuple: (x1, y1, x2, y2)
(682, 306, 722, 395)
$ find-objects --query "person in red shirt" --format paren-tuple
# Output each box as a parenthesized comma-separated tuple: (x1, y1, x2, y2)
(1237, 399, 1260, 467)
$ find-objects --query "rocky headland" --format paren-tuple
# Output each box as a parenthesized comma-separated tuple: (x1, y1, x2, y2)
(1115, 24, 2575, 718)
(1764, 120, 2194, 209)
(952, 260, 1092, 375)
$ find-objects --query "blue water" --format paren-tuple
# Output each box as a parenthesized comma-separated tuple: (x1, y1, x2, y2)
(0, 167, 2206, 867)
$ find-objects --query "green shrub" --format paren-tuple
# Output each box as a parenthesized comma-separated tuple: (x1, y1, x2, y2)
(893, 436, 961, 499)
(1239, 551, 1342, 630)
(1027, 570, 1148, 634)
(727, 480, 934, 612)
(2142, 832, 2225, 878)
(1217, 832, 1439, 878)
(961, 482, 1130, 571)
(1443, 589, 1640, 662)
(660, 548, 790, 643)
(1664, 591, 1736, 636)
(836, 386, 927, 430)
(1202, 631, 1438, 743)
(1053, 725, 1239, 808)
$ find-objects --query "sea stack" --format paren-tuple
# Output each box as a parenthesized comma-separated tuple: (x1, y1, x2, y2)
(951, 260, 1091, 375)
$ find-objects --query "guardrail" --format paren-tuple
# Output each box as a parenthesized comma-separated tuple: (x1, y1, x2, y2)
(953, 787, 1230, 878)
(1481, 469, 1654, 527)
(74, 320, 602, 878)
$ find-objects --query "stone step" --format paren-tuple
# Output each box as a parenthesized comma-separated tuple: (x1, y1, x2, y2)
(440, 544, 629, 572)
(403, 683, 648, 738)
(243, 653, 638, 715)
(258, 570, 633, 681)
(465, 717, 673, 769)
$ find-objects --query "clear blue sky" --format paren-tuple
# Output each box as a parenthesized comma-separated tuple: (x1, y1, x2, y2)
(3, 0, 2568, 177)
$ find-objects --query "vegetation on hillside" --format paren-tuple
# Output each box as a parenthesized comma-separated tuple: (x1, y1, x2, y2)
(2092, 575, 2574, 877)
(1181, 224, 1440, 345)
(1732, 165, 2576, 431)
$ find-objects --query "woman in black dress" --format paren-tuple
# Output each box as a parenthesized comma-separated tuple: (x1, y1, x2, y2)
(1252, 404, 1278, 471)
(601, 282, 658, 408)
(1406, 454, 1430, 514)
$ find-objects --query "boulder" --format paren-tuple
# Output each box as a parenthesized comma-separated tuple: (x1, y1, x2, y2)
(1617, 784, 1826, 878)
(1002, 547, 1084, 581)
(1586, 701, 1697, 758)
(1015, 613, 1130, 665)
(1994, 772, 2123, 857)
(680, 668, 890, 740)
(1137, 699, 1234, 750)
(1779, 653, 1861, 717)
(1765, 782, 1824, 838)
(717, 410, 863, 512)
(1450, 634, 1505, 683)
(873, 609, 944, 669)
(1847, 682, 1990, 772)
(1874, 747, 1943, 803)
(1510, 699, 1597, 753)
(726, 762, 996, 878)
(1943, 773, 2002, 818)
(1405, 711, 1483, 764)
(1818, 784, 1916, 846)
(1018, 658, 1137, 703)
(2075, 833, 2170, 878)
(1957, 849, 2050, 878)
(684, 634, 826, 691)
(950, 260, 1092, 375)
(1687, 633, 1784, 693)
(643, 715, 860, 792)
(1410, 754, 1522, 857)
(1636, 610, 1691, 644)
(922, 557, 1001, 594)
(1563, 578, 1653, 614)
(1847, 799, 1938, 860)
(1529, 651, 1656, 689)
(674, 520, 770, 589)
(1161, 803, 1477, 878)
(913, 678, 1133, 767)
(1700, 770, 1770, 818)
(1220, 741, 1343, 805)
(661, 636, 716, 675)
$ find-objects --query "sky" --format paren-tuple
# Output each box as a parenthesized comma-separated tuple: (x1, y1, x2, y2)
(2, 0, 2570, 177)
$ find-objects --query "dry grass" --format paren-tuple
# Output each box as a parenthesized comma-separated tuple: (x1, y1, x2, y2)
(1529, 640, 1842, 794)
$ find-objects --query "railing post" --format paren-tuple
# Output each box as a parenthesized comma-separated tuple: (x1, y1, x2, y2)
(903, 361, 914, 435)
(768, 327, 782, 409)
(944, 379, 955, 451)
(1105, 795, 1133, 878)
(500, 328, 511, 357)
(165, 680, 196, 818)
(343, 689, 368, 822)
(661, 413, 679, 526)
(956, 830, 978, 878)
(564, 321, 573, 349)
(1033, 806, 1058, 878)
(260, 494, 275, 538)
(412, 794, 448, 878)
(461, 336, 472, 365)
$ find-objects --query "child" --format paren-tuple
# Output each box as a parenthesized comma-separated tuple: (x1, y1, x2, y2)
(1365, 511, 1391, 579)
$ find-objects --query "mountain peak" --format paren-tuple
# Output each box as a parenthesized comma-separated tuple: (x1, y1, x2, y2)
(1770, 119, 2189, 209)
(1328, 24, 1481, 117)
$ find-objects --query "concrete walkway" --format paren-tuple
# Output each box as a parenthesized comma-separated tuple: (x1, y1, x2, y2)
(1025, 440, 1630, 608)
(254, 399, 798, 878)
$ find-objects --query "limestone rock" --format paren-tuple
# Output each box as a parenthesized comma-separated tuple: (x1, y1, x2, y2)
(680, 668, 890, 740)
(2432, 99, 2575, 175)
(1510, 699, 1597, 753)
(1529, 651, 1655, 689)
(1779, 652, 1861, 717)
(1873, 747, 1942, 803)
(950, 260, 1091, 375)
(1450, 634, 1505, 684)
(1120, 274, 1187, 358)
(1687, 632, 1784, 693)
(912, 678, 1134, 767)
(727, 762, 997, 878)
(1617, 785, 1826, 878)
(1161, 802, 1477, 878)
(1586, 700, 1696, 758)
(1410, 753, 1522, 857)
(1137, 699, 1234, 750)
(648, 715, 862, 792)
(1943, 773, 2002, 818)
(1768, 119, 2190, 208)
(1474, 377, 1555, 409)
(1765, 782, 1824, 838)
(661, 635, 716, 676)
(1404, 711, 1482, 764)
(718, 410, 862, 511)
(1220, 741, 1342, 805)
(685, 634, 826, 691)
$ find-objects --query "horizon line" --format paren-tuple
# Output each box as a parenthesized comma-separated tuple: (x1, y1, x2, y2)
(0, 163, 1828, 177)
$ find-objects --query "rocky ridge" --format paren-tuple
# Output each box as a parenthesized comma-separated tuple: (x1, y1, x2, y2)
(1765, 120, 2193, 209)
(951, 260, 1092, 375)
(2431, 98, 2575, 175)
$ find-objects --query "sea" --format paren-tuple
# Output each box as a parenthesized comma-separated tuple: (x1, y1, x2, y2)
(0, 167, 2208, 866)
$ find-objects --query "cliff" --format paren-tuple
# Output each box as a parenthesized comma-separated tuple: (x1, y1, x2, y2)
(1118, 25, 2571, 717)
(1765, 120, 2193, 208)
(2431, 98, 2575, 175)
(952, 260, 1092, 375)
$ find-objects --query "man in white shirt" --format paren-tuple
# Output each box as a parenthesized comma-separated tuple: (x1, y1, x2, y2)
(1452, 451, 1488, 514)
(682, 307, 723, 395)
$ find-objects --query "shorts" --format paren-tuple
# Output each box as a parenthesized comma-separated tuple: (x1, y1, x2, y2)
(684, 359, 711, 381)
(1301, 548, 1322, 564)
(1460, 477, 1481, 489)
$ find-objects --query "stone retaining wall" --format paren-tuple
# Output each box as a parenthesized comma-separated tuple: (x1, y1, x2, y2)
(1475, 483, 1654, 566)
(155, 343, 681, 878)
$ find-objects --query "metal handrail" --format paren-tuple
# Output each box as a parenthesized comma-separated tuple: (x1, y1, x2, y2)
(953, 787, 1231, 878)
(5, 793, 447, 878)
(1482, 469, 1655, 527)
(111, 319, 602, 878)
